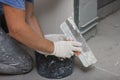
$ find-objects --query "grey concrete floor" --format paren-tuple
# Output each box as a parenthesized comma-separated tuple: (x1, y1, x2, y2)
(1, 10, 120, 80)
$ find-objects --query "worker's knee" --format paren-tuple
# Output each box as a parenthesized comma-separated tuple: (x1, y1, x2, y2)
(0, 54, 33, 75)
(14, 56, 34, 74)
(0, 23, 33, 75)
(20, 59, 33, 74)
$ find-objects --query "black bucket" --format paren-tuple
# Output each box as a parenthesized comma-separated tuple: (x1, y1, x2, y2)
(35, 52, 74, 79)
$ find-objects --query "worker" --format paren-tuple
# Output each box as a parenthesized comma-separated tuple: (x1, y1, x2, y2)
(0, 0, 82, 75)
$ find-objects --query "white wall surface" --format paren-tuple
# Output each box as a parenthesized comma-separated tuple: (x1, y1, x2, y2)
(34, 0, 74, 34)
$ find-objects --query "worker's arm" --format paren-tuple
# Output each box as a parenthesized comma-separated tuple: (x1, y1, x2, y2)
(25, 1, 44, 38)
(2, 4, 54, 53)
(2, 3, 82, 58)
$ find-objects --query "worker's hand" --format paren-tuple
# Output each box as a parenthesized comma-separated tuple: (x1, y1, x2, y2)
(37, 34, 82, 58)
(52, 41, 82, 58)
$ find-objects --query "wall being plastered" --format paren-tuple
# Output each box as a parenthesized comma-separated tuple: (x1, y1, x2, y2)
(34, 0, 74, 34)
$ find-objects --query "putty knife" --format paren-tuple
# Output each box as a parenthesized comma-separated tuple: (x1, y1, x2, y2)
(60, 17, 97, 67)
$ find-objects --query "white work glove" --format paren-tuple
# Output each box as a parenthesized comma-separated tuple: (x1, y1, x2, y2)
(37, 34, 82, 58)
(52, 41, 82, 58)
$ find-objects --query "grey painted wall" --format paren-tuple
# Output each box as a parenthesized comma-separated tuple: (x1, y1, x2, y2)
(34, 0, 74, 34)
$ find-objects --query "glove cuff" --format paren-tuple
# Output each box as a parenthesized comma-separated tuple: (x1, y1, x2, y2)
(52, 42, 58, 55)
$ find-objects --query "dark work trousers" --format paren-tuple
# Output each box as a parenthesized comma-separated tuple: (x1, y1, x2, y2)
(0, 15, 33, 74)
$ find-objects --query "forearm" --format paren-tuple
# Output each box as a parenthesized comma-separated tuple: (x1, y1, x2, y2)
(9, 22, 54, 53)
